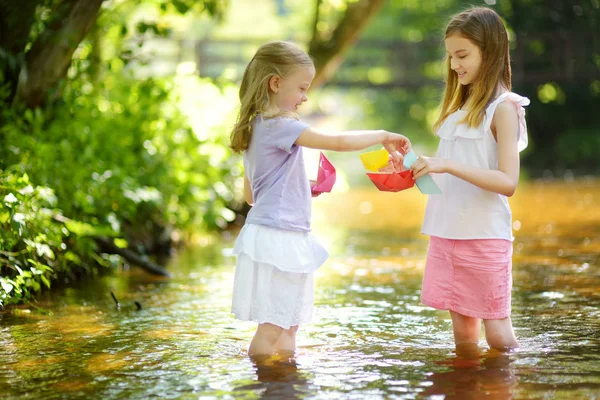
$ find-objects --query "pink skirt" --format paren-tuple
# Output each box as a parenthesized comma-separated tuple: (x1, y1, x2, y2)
(421, 236, 513, 320)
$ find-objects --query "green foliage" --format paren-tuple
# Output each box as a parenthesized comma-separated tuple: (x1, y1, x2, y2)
(0, 67, 239, 305)
(3, 70, 237, 231)
(499, 1, 600, 172)
(0, 172, 98, 307)
(0, 0, 241, 306)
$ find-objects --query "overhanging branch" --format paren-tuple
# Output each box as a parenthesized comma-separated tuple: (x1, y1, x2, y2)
(14, 0, 104, 108)
(309, 0, 385, 88)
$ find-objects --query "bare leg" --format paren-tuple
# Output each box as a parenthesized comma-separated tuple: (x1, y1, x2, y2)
(274, 325, 299, 355)
(450, 311, 481, 345)
(249, 323, 283, 356)
(483, 317, 519, 351)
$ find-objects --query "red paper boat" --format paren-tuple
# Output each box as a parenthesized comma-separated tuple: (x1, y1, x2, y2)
(366, 170, 415, 192)
(311, 152, 336, 193)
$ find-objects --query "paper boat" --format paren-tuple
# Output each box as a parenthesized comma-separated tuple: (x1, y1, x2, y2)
(359, 148, 389, 172)
(366, 170, 415, 192)
(311, 152, 336, 193)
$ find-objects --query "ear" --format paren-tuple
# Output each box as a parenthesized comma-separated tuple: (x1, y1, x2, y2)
(269, 75, 281, 93)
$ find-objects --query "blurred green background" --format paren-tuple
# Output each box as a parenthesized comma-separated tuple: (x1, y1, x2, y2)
(1, 0, 598, 305)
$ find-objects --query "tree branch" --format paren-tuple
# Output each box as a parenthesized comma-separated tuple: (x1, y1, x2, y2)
(308, 0, 386, 88)
(14, 0, 104, 108)
(94, 236, 171, 277)
(52, 214, 171, 277)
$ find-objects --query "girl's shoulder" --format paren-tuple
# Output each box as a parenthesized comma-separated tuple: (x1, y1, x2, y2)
(436, 92, 530, 140)
(253, 114, 309, 153)
(486, 91, 530, 115)
(485, 92, 530, 151)
(256, 114, 301, 132)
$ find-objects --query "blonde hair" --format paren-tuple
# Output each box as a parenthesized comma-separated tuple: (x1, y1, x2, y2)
(230, 41, 314, 153)
(433, 7, 511, 132)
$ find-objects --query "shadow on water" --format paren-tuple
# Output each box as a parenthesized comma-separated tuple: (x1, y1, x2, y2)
(0, 178, 599, 399)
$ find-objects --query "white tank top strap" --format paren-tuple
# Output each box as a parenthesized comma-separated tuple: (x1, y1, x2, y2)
(483, 91, 531, 152)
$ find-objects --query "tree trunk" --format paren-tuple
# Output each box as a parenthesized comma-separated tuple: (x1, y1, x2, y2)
(308, 0, 386, 88)
(0, 0, 41, 104)
(14, 0, 104, 108)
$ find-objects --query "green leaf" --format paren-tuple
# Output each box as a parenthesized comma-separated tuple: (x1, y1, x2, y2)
(0, 212, 10, 224)
(113, 238, 128, 249)
(41, 275, 51, 289)
(172, 0, 190, 14)
(65, 220, 98, 236)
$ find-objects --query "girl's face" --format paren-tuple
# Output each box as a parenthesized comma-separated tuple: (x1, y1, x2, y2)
(445, 33, 482, 86)
(271, 65, 315, 112)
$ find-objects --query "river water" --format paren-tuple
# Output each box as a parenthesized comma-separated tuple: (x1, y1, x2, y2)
(1, 178, 599, 399)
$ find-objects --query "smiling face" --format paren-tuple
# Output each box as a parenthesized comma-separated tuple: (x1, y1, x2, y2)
(269, 65, 315, 112)
(445, 33, 482, 86)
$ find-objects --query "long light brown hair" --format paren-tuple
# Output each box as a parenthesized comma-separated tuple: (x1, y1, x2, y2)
(433, 7, 511, 132)
(230, 41, 313, 153)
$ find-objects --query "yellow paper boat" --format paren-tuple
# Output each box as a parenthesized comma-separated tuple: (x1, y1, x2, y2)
(359, 148, 389, 172)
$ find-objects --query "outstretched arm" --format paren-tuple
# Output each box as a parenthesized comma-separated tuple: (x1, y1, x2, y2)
(295, 127, 411, 167)
(411, 101, 520, 197)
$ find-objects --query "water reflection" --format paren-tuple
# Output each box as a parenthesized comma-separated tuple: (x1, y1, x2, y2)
(234, 354, 310, 399)
(423, 345, 518, 399)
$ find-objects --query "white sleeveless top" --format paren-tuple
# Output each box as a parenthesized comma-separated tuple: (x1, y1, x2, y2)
(421, 92, 530, 241)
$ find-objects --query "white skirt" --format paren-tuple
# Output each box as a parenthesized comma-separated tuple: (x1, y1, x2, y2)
(231, 224, 328, 329)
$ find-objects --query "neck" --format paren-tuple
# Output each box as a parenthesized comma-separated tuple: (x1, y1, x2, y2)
(265, 98, 279, 116)
(495, 84, 508, 97)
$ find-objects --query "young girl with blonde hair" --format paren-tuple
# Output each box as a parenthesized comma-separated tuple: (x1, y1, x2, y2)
(230, 41, 411, 357)
(410, 7, 529, 352)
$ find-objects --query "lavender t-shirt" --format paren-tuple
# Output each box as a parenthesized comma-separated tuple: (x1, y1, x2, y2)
(244, 115, 311, 232)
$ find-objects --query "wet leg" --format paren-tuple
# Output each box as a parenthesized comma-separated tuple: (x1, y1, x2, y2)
(450, 311, 481, 345)
(483, 317, 518, 351)
(249, 323, 283, 356)
(274, 325, 299, 355)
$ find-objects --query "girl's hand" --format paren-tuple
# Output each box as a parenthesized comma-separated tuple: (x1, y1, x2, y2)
(309, 180, 321, 197)
(411, 156, 449, 180)
(382, 132, 411, 171)
(378, 158, 404, 173)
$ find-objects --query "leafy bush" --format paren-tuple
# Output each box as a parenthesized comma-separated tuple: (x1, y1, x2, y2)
(0, 68, 241, 306)
(0, 172, 101, 307)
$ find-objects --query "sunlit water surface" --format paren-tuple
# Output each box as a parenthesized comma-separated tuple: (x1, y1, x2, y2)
(1, 178, 599, 399)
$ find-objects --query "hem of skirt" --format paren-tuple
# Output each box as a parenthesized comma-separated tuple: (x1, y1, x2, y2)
(231, 312, 311, 330)
(421, 297, 510, 320)
(233, 249, 324, 274)
(420, 231, 515, 242)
